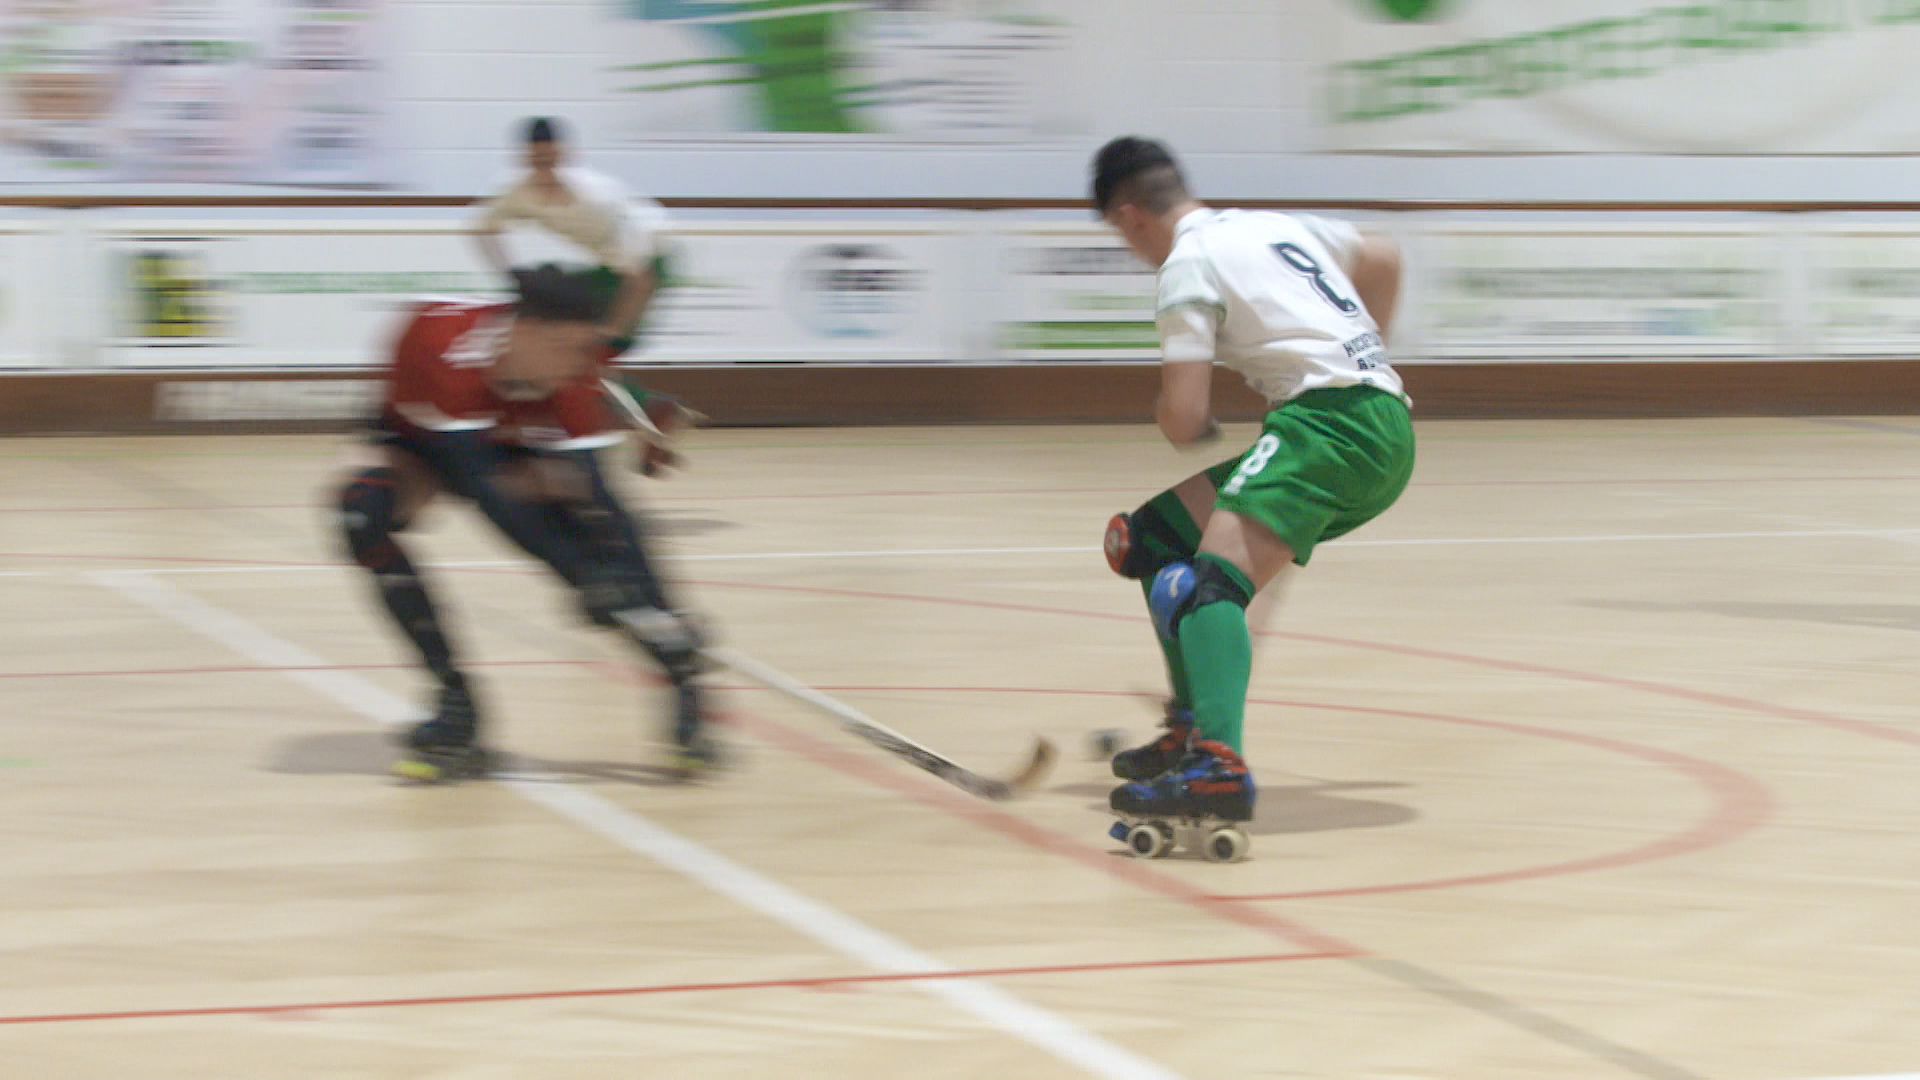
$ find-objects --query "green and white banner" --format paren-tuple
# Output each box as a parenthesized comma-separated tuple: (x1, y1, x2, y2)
(1326, 0, 1920, 152)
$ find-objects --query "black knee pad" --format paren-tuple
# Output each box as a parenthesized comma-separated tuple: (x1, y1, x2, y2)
(1114, 499, 1196, 580)
(340, 468, 401, 569)
(1192, 557, 1254, 611)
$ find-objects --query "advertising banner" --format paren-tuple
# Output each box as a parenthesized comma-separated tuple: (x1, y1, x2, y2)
(99, 221, 498, 367)
(991, 225, 1159, 361)
(1326, 0, 1920, 153)
(0, 219, 54, 367)
(0, 0, 390, 185)
(639, 224, 965, 363)
(1802, 224, 1920, 356)
(1410, 224, 1784, 358)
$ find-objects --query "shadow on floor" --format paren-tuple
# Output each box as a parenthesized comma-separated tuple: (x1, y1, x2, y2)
(1584, 598, 1920, 633)
(266, 731, 684, 786)
(1055, 779, 1416, 836)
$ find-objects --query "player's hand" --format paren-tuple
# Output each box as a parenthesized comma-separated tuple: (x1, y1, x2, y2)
(630, 391, 700, 477)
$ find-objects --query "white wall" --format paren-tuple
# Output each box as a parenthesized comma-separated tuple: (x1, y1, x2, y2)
(30, 0, 1920, 203)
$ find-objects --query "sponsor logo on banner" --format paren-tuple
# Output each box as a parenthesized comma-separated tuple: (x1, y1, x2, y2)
(1000, 237, 1158, 357)
(154, 380, 380, 422)
(784, 244, 922, 340)
(122, 246, 228, 344)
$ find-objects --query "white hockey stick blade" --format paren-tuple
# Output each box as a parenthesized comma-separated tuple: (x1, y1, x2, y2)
(601, 377, 669, 441)
(704, 645, 1056, 801)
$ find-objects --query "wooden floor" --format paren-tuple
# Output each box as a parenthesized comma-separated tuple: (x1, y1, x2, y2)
(3, 418, 1918, 1080)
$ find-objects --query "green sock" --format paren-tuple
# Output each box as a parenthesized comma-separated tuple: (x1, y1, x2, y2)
(1176, 555, 1255, 754)
(1135, 490, 1203, 707)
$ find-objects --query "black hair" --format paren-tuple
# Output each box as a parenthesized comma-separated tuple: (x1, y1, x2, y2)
(1090, 135, 1189, 216)
(524, 116, 563, 145)
(512, 264, 609, 323)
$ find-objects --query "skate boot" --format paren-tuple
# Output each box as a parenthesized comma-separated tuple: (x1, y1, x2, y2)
(1110, 701, 1194, 780)
(393, 682, 491, 783)
(1108, 739, 1255, 862)
(667, 680, 723, 780)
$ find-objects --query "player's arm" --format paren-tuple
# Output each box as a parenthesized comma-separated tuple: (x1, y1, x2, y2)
(596, 183, 665, 343)
(1346, 234, 1402, 340)
(1156, 359, 1219, 448)
(601, 264, 656, 343)
(1154, 257, 1226, 449)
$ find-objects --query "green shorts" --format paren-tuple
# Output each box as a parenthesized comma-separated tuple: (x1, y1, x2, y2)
(1203, 385, 1415, 566)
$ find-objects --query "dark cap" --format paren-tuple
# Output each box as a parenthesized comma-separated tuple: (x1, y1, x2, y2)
(1090, 135, 1178, 215)
(524, 116, 564, 145)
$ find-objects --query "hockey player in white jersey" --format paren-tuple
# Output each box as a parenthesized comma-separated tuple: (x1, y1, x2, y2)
(1093, 136, 1415, 859)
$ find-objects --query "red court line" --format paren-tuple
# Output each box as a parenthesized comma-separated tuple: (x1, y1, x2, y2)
(737, 684, 1771, 904)
(642, 475, 1920, 502)
(593, 662, 1359, 959)
(0, 950, 1339, 1027)
(0, 659, 595, 680)
(686, 578, 1920, 749)
(0, 505, 315, 514)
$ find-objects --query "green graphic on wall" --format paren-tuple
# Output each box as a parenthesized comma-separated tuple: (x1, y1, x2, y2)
(1368, 0, 1448, 22)
(613, 1, 856, 133)
(609, 1, 1071, 137)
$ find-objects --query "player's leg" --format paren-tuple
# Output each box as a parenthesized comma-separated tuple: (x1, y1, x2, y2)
(1111, 511, 1289, 824)
(1111, 387, 1416, 828)
(411, 427, 600, 589)
(566, 449, 717, 767)
(498, 445, 718, 772)
(1103, 467, 1228, 778)
(337, 439, 488, 775)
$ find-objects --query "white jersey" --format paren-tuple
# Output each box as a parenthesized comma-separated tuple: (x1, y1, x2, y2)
(1156, 208, 1404, 407)
(479, 166, 662, 275)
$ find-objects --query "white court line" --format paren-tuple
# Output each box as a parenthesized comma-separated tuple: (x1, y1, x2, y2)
(14, 526, 1920, 581)
(86, 569, 1184, 1080)
(1341, 527, 1920, 547)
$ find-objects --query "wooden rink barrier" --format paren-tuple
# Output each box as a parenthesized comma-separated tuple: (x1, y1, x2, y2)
(7, 360, 1920, 435)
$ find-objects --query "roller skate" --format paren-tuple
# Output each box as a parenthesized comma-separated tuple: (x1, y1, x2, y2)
(1108, 739, 1254, 863)
(667, 680, 724, 781)
(392, 682, 492, 784)
(1110, 700, 1195, 780)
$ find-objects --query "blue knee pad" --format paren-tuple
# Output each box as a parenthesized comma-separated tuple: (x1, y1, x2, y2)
(1148, 562, 1197, 641)
(1149, 558, 1255, 642)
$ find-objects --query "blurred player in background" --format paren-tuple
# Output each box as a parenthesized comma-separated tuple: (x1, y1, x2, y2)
(472, 116, 697, 465)
(1093, 136, 1415, 830)
(337, 264, 716, 782)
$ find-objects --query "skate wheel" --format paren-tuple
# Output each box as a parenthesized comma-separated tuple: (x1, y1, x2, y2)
(1126, 821, 1174, 859)
(392, 759, 444, 783)
(1204, 826, 1250, 863)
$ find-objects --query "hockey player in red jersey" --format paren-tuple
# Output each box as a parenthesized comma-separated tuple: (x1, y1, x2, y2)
(338, 264, 715, 781)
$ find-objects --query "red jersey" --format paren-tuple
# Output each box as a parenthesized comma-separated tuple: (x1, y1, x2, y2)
(383, 300, 621, 450)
